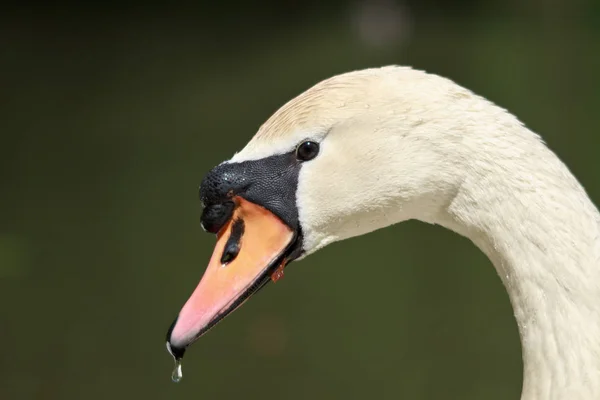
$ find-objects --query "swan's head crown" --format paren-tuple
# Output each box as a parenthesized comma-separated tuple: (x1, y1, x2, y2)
(229, 66, 513, 254)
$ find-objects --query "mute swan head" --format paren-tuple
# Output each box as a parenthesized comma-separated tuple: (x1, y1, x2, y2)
(166, 66, 600, 398)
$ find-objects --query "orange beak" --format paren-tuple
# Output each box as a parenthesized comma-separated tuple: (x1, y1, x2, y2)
(166, 197, 296, 358)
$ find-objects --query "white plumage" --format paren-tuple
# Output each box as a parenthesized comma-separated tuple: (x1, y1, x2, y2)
(228, 66, 600, 399)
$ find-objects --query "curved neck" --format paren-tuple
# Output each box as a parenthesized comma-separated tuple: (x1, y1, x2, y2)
(435, 147, 600, 399)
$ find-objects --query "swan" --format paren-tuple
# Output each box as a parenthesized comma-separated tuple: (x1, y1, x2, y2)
(166, 66, 600, 399)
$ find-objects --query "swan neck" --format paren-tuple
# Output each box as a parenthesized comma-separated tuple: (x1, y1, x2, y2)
(439, 156, 600, 399)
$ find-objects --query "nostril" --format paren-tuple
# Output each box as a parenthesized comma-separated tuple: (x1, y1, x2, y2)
(221, 241, 240, 264)
(220, 218, 245, 265)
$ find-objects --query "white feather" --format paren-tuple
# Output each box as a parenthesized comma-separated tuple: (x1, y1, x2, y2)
(231, 66, 600, 399)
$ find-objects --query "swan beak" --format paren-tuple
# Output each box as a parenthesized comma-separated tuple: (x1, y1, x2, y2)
(166, 197, 295, 359)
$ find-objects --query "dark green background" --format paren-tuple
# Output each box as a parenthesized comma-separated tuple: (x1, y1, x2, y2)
(2, 2, 599, 399)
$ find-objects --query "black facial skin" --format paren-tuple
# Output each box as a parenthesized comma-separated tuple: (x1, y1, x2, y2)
(166, 146, 316, 360)
(199, 151, 302, 233)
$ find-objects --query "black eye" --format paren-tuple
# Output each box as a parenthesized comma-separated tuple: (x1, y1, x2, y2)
(296, 141, 320, 161)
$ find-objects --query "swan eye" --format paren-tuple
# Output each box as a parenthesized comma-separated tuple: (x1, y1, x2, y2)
(296, 141, 320, 161)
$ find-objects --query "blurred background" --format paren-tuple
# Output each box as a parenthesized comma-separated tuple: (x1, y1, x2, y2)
(2, 1, 600, 399)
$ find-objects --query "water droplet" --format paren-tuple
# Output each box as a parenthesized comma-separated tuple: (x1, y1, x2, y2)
(171, 359, 183, 383)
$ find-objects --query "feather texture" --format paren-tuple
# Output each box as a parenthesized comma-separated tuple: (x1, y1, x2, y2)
(230, 66, 600, 399)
